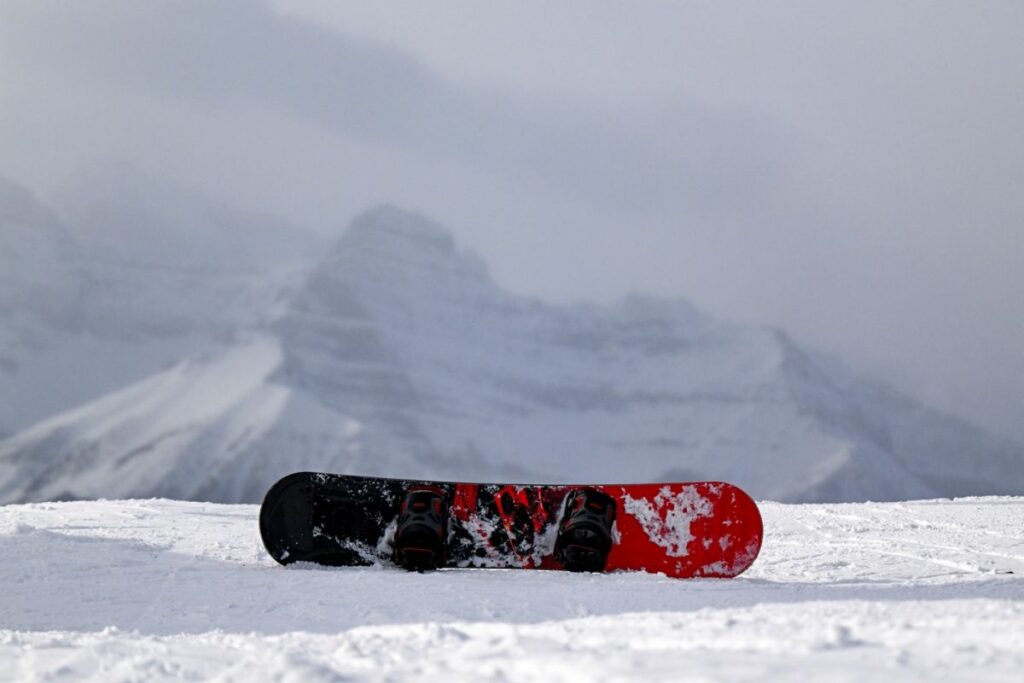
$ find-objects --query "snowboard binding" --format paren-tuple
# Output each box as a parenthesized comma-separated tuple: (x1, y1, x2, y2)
(393, 487, 448, 571)
(555, 488, 617, 572)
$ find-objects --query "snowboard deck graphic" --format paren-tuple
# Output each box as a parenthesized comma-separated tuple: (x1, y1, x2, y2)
(259, 472, 763, 579)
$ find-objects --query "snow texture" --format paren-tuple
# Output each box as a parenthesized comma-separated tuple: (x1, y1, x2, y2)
(1, 497, 1021, 681)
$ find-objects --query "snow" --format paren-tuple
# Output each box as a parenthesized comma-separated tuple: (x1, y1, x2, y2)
(2, 497, 1021, 681)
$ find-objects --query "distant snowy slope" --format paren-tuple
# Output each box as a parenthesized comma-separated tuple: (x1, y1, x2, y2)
(2, 205, 1021, 503)
(0, 169, 321, 438)
(0, 336, 362, 503)
(797, 349, 1024, 500)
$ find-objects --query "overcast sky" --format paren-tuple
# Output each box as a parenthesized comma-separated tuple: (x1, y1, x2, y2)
(1, 0, 1022, 441)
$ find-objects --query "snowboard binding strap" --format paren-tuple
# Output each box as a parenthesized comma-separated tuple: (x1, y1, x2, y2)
(555, 488, 617, 572)
(393, 487, 448, 571)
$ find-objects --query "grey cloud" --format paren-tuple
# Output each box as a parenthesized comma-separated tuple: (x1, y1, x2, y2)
(0, 0, 792, 219)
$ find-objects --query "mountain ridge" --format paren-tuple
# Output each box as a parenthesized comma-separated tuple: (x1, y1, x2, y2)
(1, 203, 1020, 503)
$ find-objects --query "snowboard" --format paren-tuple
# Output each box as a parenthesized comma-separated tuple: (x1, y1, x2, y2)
(259, 472, 763, 579)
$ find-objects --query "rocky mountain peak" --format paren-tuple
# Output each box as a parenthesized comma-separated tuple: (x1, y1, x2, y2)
(326, 204, 493, 292)
(343, 204, 457, 254)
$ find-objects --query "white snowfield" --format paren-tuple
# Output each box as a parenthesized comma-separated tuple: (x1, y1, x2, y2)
(2, 497, 1021, 681)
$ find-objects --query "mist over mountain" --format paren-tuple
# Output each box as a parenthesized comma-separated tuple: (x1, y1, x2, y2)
(55, 162, 321, 337)
(0, 177, 80, 332)
(1, 195, 1020, 504)
(0, 169, 319, 438)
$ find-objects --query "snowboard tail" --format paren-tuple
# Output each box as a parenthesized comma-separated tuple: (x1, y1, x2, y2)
(259, 472, 763, 579)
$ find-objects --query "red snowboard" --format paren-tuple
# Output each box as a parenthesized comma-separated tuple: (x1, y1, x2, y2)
(260, 473, 763, 579)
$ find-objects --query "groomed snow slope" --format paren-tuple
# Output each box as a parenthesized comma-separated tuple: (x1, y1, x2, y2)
(2, 498, 1021, 681)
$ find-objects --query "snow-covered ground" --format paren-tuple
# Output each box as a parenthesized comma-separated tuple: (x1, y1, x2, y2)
(2, 497, 1021, 681)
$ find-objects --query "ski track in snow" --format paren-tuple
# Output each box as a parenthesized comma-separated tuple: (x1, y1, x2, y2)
(1, 498, 1022, 682)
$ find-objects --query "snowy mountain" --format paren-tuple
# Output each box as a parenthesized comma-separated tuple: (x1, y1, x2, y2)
(1, 204, 1021, 504)
(0, 169, 320, 439)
